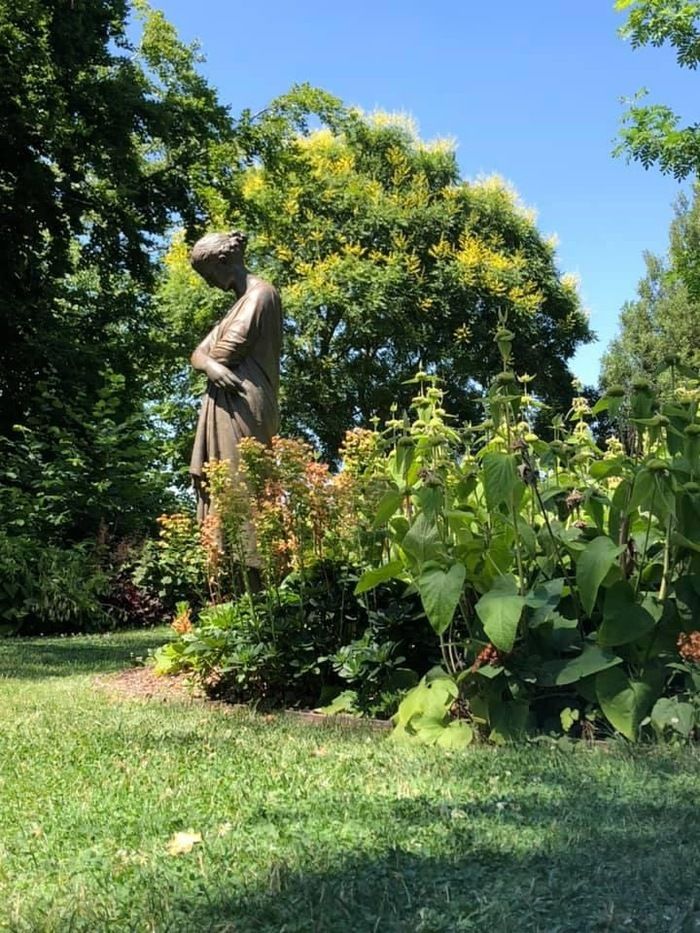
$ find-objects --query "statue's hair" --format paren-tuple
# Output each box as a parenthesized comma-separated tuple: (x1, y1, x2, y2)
(190, 230, 248, 268)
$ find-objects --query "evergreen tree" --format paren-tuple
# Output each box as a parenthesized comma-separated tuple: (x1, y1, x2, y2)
(601, 187, 700, 390)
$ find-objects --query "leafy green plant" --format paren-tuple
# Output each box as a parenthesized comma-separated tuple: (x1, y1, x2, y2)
(393, 668, 474, 748)
(355, 316, 700, 743)
(133, 513, 208, 613)
(0, 534, 110, 635)
(154, 563, 432, 713)
(322, 631, 418, 718)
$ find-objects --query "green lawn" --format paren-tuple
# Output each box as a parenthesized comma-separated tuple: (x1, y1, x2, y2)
(1, 630, 700, 932)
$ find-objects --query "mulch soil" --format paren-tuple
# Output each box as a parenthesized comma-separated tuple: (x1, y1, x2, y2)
(93, 666, 391, 729)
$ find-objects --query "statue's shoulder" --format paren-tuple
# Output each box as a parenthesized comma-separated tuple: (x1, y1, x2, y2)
(253, 279, 282, 306)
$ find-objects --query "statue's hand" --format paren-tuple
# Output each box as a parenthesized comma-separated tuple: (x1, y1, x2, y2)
(205, 360, 241, 391)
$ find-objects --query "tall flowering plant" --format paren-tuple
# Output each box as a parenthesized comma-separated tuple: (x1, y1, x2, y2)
(355, 314, 700, 746)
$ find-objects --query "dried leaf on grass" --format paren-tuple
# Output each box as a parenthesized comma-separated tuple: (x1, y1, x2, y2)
(166, 830, 202, 856)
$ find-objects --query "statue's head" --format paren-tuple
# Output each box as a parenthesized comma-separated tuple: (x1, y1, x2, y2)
(190, 231, 248, 290)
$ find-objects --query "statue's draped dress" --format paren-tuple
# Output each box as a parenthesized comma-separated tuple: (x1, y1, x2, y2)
(190, 280, 282, 520)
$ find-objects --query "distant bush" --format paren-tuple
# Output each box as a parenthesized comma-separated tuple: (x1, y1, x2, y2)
(0, 534, 109, 635)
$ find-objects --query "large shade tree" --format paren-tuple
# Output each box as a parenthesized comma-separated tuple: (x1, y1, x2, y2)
(162, 106, 592, 458)
(0, 0, 236, 536)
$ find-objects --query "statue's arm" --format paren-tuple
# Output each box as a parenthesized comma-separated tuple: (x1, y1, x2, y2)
(190, 331, 242, 391)
(208, 294, 264, 366)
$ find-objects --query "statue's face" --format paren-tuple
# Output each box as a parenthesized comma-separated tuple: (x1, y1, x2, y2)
(196, 258, 234, 291)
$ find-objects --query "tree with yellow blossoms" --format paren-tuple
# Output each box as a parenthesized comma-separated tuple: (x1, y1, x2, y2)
(160, 89, 591, 459)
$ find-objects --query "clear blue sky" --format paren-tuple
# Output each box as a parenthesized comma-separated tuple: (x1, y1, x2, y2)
(155, 0, 696, 385)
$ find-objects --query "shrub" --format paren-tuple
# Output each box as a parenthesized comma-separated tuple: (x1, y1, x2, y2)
(102, 570, 165, 630)
(0, 534, 109, 635)
(356, 317, 700, 745)
(154, 563, 434, 714)
(132, 513, 208, 613)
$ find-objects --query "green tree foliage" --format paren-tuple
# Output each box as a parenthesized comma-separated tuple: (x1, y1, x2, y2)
(601, 187, 700, 389)
(0, 0, 233, 537)
(162, 106, 591, 458)
(615, 0, 700, 179)
(0, 0, 241, 631)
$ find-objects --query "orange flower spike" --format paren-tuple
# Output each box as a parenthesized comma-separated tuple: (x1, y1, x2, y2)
(678, 631, 700, 663)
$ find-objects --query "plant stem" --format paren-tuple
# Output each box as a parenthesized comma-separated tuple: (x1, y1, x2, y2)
(658, 513, 673, 602)
(439, 633, 455, 676)
(634, 489, 656, 598)
(532, 480, 582, 622)
(510, 499, 526, 595)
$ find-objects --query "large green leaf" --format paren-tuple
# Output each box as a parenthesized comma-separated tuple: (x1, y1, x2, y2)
(417, 562, 466, 635)
(672, 531, 700, 554)
(435, 720, 474, 748)
(354, 560, 404, 595)
(576, 536, 623, 617)
(475, 574, 525, 652)
(411, 712, 450, 745)
(590, 458, 623, 480)
(526, 578, 564, 626)
(482, 452, 521, 511)
(414, 485, 444, 521)
(611, 477, 633, 513)
(536, 612, 581, 653)
(626, 468, 655, 515)
(651, 697, 695, 737)
(652, 473, 676, 521)
(596, 667, 663, 741)
(539, 643, 621, 686)
(674, 574, 700, 628)
(319, 690, 359, 716)
(678, 491, 700, 544)
(401, 513, 444, 566)
(584, 493, 607, 532)
(489, 700, 530, 743)
(598, 580, 657, 647)
(393, 673, 457, 729)
(372, 488, 403, 527)
(591, 395, 623, 419)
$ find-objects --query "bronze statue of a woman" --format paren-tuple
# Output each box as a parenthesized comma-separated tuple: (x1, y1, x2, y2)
(188, 231, 282, 519)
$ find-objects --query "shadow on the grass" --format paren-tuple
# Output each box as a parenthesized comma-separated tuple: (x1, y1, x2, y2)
(0, 629, 169, 680)
(176, 757, 700, 933)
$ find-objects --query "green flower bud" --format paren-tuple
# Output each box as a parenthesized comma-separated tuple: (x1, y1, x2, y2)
(646, 458, 668, 472)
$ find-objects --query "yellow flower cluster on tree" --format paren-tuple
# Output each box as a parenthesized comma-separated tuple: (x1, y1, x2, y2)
(156, 99, 591, 458)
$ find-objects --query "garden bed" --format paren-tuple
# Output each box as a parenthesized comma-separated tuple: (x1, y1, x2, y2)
(94, 666, 200, 703)
(95, 666, 393, 729)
